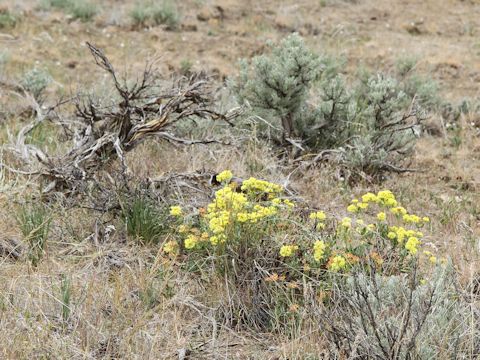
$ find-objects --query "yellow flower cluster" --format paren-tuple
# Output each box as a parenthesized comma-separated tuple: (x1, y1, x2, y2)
(280, 244, 298, 257)
(377, 190, 398, 207)
(309, 211, 326, 221)
(328, 255, 347, 272)
(181, 173, 286, 248)
(349, 190, 399, 213)
(340, 217, 352, 228)
(216, 170, 233, 183)
(313, 240, 326, 261)
(377, 212, 386, 221)
(241, 177, 283, 195)
(163, 240, 179, 254)
(310, 211, 327, 230)
(169, 177, 439, 282)
(405, 236, 420, 255)
(387, 226, 423, 243)
(170, 205, 183, 216)
(184, 234, 199, 249)
(391, 206, 407, 215)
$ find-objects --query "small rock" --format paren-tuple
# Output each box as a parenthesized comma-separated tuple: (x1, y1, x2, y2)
(197, 8, 211, 22)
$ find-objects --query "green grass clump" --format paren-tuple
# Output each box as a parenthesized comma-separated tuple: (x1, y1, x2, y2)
(17, 204, 52, 267)
(40, 0, 71, 10)
(151, 0, 179, 28)
(131, 1, 180, 29)
(122, 196, 170, 245)
(60, 274, 72, 322)
(70, 1, 98, 22)
(40, 0, 97, 22)
(0, 9, 18, 29)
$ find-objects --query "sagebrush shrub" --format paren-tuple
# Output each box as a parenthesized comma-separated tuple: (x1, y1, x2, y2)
(234, 33, 322, 143)
(70, 1, 98, 22)
(324, 263, 477, 359)
(234, 34, 426, 178)
(20, 67, 52, 102)
(131, 0, 180, 29)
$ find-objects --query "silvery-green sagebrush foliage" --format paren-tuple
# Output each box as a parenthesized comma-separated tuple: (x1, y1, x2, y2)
(323, 263, 478, 359)
(234, 33, 426, 178)
(234, 33, 323, 142)
(20, 67, 52, 103)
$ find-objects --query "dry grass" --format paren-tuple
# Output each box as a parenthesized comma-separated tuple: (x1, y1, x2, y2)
(0, 0, 479, 358)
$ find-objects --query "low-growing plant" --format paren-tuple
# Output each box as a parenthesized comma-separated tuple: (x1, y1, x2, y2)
(163, 171, 439, 330)
(41, 0, 71, 10)
(69, 1, 98, 22)
(17, 204, 52, 266)
(130, 3, 149, 27)
(324, 263, 477, 358)
(39, 0, 97, 21)
(60, 274, 72, 322)
(19, 67, 52, 103)
(0, 8, 17, 29)
(179, 58, 193, 75)
(122, 195, 170, 245)
(151, 0, 179, 28)
(130, 0, 180, 29)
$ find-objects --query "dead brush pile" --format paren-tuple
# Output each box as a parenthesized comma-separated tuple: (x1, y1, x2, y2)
(4, 43, 239, 206)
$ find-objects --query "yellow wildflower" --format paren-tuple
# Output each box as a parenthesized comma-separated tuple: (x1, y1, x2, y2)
(272, 198, 282, 205)
(328, 255, 347, 272)
(216, 170, 233, 183)
(178, 224, 189, 233)
(422, 216, 430, 223)
(309, 211, 326, 221)
(241, 177, 282, 195)
(391, 206, 407, 216)
(403, 214, 421, 224)
(377, 212, 386, 221)
(170, 205, 183, 217)
(362, 192, 378, 203)
(313, 240, 326, 262)
(358, 202, 369, 210)
(387, 231, 396, 240)
(279, 244, 298, 257)
(210, 233, 226, 246)
(340, 217, 352, 228)
(405, 236, 420, 255)
(163, 240, 178, 255)
(316, 223, 326, 231)
(347, 204, 359, 213)
(184, 234, 198, 249)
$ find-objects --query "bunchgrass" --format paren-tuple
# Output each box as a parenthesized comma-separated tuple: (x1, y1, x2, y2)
(17, 204, 52, 267)
(122, 195, 170, 245)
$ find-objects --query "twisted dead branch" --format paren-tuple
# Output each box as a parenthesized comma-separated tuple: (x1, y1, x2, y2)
(4, 43, 241, 197)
